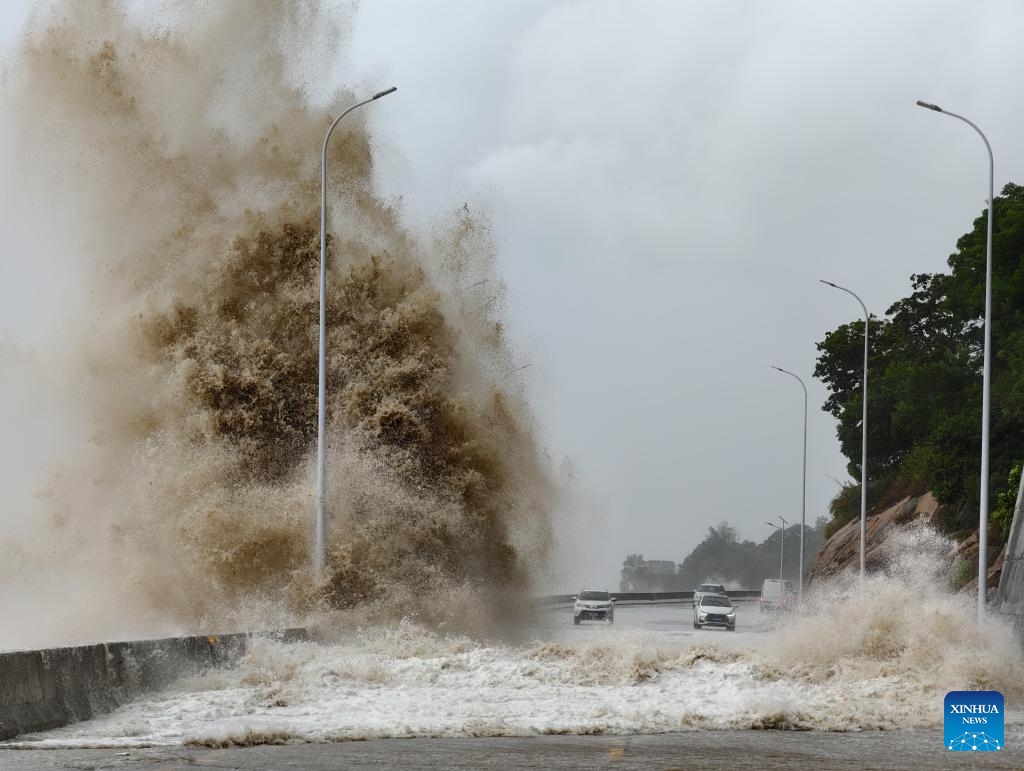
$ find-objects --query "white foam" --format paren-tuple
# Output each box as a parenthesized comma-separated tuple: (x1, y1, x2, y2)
(7, 526, 1023, 748)
(7, 604, 1021, 749)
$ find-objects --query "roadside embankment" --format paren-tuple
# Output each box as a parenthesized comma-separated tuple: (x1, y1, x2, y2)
(996, 470, 1024, 630)
(808, 492, 1009, 596)
(0, 629, 307, 741)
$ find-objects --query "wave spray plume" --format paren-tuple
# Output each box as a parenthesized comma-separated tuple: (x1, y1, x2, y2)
(0, 0, 554, 648)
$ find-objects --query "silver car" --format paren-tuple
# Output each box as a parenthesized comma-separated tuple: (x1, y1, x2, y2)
(692, 583, 726, 608)
(573, 589, 615, 624)
(693, 594, 736, 631)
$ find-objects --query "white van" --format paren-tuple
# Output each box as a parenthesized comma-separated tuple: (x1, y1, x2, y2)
(760, 579, 794, 612)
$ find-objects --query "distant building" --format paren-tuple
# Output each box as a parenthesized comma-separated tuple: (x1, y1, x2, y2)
(620, 555, 680, 592)
(642, 559, 676, 575)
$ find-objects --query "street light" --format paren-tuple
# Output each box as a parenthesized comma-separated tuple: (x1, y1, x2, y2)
(820, 279, 868, 581)
(916, 99, 995, 625)
(765, 516, 788, 584)
(316, 86, 397, 574)
(771, 365, 807, 602)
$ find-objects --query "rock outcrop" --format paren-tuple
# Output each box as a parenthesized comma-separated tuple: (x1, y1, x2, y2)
(961, 545, 1004, 596)
(808, 491, 1004, 592)
(808, 493, 943, 583)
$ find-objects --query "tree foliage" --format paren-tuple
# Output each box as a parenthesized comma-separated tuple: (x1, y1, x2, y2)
(618, 519, 828, 591)
(815, 183, 1024, 535)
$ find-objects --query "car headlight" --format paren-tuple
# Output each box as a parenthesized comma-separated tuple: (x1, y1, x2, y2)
(727, 611, 735, 617)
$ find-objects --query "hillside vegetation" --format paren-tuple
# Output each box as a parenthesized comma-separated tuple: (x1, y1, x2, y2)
(815, 183, 1024, 555)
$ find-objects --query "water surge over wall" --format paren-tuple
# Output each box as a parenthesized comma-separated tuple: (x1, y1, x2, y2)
(10, 526, 1024, 746)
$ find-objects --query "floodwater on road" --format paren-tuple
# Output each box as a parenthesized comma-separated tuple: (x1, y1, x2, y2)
(4, 593, 1019, 752)
(533, 599, 771, 648)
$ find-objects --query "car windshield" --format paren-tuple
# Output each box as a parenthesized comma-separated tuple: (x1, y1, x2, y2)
(699, 584, 724, 592)
(579, 591, 609, 601)
(700, 596, 733, 608)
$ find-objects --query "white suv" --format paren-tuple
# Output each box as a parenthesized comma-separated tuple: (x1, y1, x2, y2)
(573, 589, 615, 624)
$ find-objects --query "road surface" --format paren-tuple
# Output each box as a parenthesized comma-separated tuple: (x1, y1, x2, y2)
(4, 729, 1023, 769)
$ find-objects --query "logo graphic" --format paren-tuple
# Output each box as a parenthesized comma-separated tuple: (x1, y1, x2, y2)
(945, 691, 1003, 751)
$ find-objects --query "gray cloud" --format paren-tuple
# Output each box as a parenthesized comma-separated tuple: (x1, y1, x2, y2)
(3, 0, 1023, 590)
(348, 0, 1024, 587)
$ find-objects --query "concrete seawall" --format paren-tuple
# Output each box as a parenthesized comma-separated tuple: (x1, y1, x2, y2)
(996, 468, 1024, 631)
(0, 629, 307, 741)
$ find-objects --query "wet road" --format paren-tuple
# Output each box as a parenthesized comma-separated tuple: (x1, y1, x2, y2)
(530, 598, 771, 647)
(4, 730, 1023, 770)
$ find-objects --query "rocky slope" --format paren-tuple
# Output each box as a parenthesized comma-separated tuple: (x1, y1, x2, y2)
(808, 493, 1003, 591)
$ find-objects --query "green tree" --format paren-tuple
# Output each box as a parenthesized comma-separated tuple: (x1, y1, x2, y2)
(815, 183, 1024, 538)
(992, 464, 1022, 540)
(674, 519, 828, 589)
(619, 553, 646, 592)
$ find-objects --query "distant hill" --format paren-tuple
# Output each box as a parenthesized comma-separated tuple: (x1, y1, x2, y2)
(619, 519, 828, 592)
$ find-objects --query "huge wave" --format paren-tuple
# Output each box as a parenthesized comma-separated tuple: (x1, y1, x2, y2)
(0, 0, 554, 648)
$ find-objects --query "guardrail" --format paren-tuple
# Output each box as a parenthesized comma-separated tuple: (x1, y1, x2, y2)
(536, 590, 762, 606)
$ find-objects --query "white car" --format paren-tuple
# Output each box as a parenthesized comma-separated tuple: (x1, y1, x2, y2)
(573, 589, 615, 624)
(693, 594, 736, 630)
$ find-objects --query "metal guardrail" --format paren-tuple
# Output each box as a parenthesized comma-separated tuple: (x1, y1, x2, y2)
(536, 590, 762, 606)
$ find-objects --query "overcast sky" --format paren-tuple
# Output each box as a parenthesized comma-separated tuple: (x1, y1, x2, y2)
(3, 1, 1024, 590)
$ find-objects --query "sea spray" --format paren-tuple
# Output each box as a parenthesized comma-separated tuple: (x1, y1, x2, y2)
(767, 525, 1024, 699)
(0, 0, 553, 648)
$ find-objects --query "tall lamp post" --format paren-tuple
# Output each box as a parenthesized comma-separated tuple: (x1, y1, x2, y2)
(771, 365, 807, 602)
(820, 280, 868, 581)
(916, 100, 994, 625)
(316, 86, 397, 574)
(765, 516, 788, 583)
